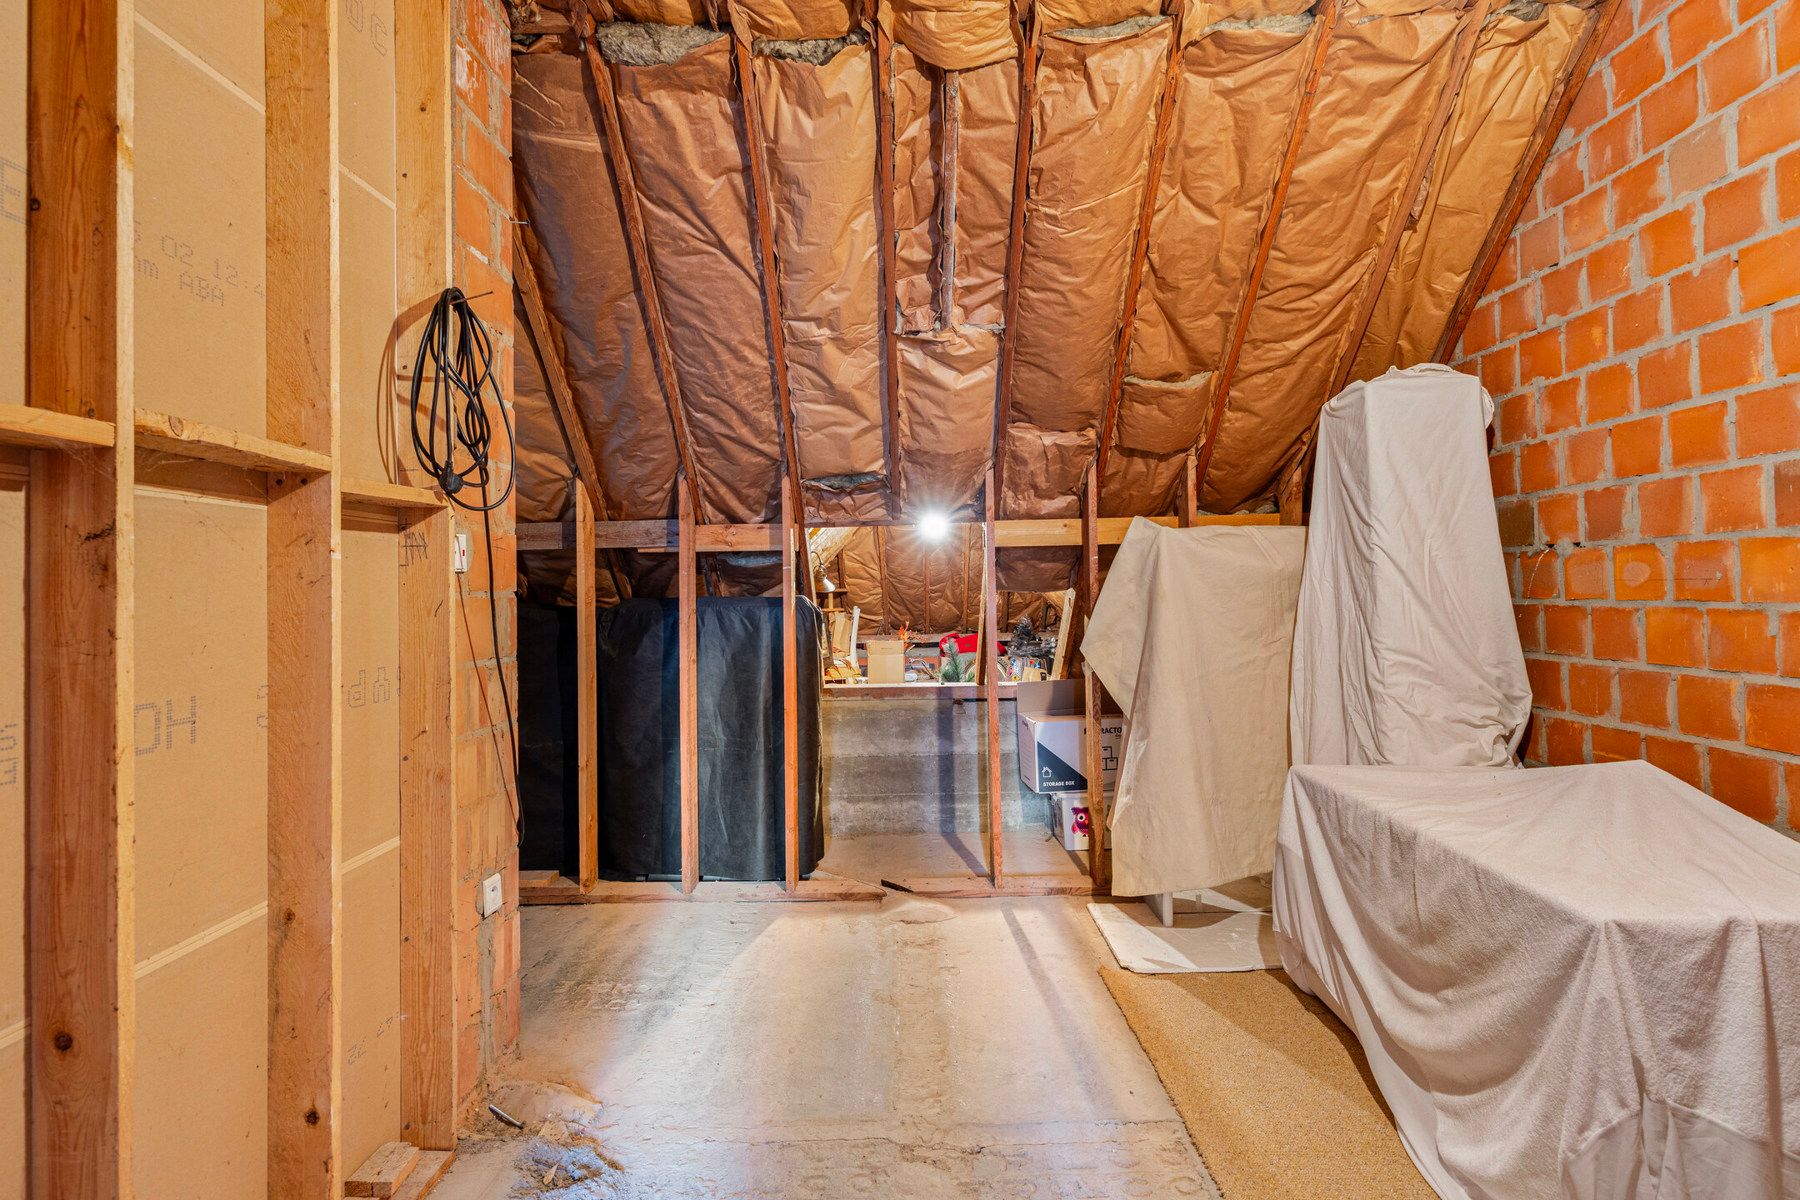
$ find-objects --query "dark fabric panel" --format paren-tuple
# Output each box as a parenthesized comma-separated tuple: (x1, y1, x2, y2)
(516, 596, 826, 881)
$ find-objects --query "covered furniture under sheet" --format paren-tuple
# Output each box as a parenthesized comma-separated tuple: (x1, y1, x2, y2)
(1274, 761, 1800, 1199)
(518, 595, 824, 881)
(1291, 363, 1530, 768)
(1083, 519, 1305, 897)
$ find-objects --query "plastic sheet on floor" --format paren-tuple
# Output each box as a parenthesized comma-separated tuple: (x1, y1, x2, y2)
(1089, 878, 1280, 974)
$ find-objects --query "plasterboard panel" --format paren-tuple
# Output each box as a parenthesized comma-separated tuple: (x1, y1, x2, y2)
(133, 490, 269, 960)
(339, 0, 399, 202)
(0, 0, 24, 411)
(340, 174, 401, 483)
(136, 0, 265, 102)
(133, 917, 267, 1200)
(134, 29, 268, 436)
(342, 850, 403, 1171)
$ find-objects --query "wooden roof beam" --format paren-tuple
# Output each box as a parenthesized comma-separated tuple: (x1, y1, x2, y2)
(1191, 0, 1341, 496)
(1094, 1, 1187, 485)
(1433, 0, 1631, 360)
(574, 2, 708, 520)
(989, 2, 1042, 509)
(872, 19, 904, 513)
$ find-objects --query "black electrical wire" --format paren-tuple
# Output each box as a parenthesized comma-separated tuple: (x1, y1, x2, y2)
(411, 287, 521, 841)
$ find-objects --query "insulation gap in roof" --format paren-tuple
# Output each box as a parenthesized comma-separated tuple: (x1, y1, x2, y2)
(752, 30, 868, 62)
(1202, 13, 1316, 35)
(1057, 13, 1169, 40)
(594, 20, 726, 66)
(810, 472, 885, 491)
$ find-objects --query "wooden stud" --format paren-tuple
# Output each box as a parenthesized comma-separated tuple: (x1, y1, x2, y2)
(729, 11, 810, 525)
(25, 0, 136, 1194)
(1278, 452, 1308, 525)
(872, 19, 903, 510)
(1179, 449, 1197, 527)
(678, 476, 701, 893)
(1095, 3, 1187, 483)
(574, 488, 601, 888)
(781, 481, 801, 888)
(990, 7, 1041, 504)
(1192, 0, 1340, 495)
(134, 409, 333, 474)
(398, 507, 456, 1150)
(983, 468, 1003, 885)
(574, 3, 707, 518)
(265, 0, 344, 1191)
(1434, 0, 1629, 360)
(1329, 0, 1496, 395)
(1079, 463, 1108, 892)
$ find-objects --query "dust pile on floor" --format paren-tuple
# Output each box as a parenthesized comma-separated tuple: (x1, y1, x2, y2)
(462, 1080, 651, 1200)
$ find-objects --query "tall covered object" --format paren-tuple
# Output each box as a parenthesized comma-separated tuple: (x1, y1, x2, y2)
(1083, 520, 1305, 897)
(1289, 364, 1529, 768)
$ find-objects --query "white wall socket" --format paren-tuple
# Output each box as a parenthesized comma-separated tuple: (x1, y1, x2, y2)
(479, 872, 504, 919)
(453, 532, 471, 573)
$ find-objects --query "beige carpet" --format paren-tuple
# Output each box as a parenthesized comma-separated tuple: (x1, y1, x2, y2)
(1101, 967, 1435, 1199)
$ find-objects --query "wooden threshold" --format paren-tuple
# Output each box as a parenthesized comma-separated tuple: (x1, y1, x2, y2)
(519, 872, 887, 905)
(881, 874, 1101, 898)
(825, 682, 1018, 701)
(135, 409, 331, 474)
(0, 402, 115, 452)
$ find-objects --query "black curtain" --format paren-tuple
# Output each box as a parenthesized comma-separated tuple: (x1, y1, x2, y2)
(519, 595, 825, 881)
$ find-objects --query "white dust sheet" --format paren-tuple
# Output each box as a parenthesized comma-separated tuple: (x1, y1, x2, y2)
(1274, 761, 1800, 1200)
(1082, 520, 1305, 898)
(1290, 364, 1530, 768)
(1088, 876, 1280, 973)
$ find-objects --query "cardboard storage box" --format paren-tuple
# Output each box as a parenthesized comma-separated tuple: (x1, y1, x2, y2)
(864, 637, 906, 684)
(1053, 793, 1110, 852)
(1015, 679, 1122, 794)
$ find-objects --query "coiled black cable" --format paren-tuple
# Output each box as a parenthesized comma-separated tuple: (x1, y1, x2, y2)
(410, 286, 516, 512)
(411, 287, 521, 840)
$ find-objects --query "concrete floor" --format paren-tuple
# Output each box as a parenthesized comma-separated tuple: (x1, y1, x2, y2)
(433, 896, 1220, 1199)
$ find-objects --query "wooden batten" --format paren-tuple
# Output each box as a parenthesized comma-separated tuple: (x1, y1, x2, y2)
(25, 2, 137, 1194)
(265, 0, 345, 1192)
(1434, 0, 1630, 360)
(678, 477, 700, 893)
(1179, 450, 1197, 528)
(871, 20, 903, 511)
(781, 483, 801, 889)
(1079, 464, 1109, 893)
(575, 489, 601, 889)
(982, 468, 1003, 885)
(514, 225, 610, 518)
(1095, 2, 1187, 484)
(1192, 0, 1341, 495)
(0, 401, 116, 453)
(990, 9, 1042, 505)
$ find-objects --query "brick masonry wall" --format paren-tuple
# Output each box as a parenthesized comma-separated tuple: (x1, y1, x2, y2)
(1454, 0, 1800, 829)
(451, 0, 522, 1114)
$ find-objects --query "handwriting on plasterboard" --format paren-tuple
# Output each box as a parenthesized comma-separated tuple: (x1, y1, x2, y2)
(0, 720, 18, 789)
(132, 222, 265, 312)
(345, 666, 396, 709)
(135, 695, 199, 757)
(341, 0, 392, 56)
(0, 157, 25, 227)
(400, 527, 430, 569)
(256, 684, 268, 731)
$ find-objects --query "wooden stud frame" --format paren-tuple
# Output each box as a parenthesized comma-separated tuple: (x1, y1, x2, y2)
(983, 468, 1003, 885)
(18, 0, 463, 1187)
(1079, 463, 1109, 892)
(25, 2, 136, 1195)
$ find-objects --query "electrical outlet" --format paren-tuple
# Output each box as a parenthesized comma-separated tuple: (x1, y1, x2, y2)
(479, 872, 504, 919)
(453, 532, 471, 573)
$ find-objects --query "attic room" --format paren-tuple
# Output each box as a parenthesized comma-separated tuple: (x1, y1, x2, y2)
(3, 0, 1798, 1196)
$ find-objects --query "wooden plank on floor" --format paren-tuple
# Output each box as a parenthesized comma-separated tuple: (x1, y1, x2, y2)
(25, 3, 135, 1194)
(346, 1140, 422, 1197)
(399, 507, 456, 1150)
(882, 876, 1100, 899)
(391, 1149, 456, 1200)
(265, 0, 344, 1192)
(519, 877, 888, 905)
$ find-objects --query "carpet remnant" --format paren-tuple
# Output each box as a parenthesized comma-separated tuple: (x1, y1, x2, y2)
(1099, 966, 1435, 1200)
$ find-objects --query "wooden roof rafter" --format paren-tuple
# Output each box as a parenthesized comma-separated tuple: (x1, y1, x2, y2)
(1190, 0, 1341, 497)
(1094, 0, 1188, 485)
(872, 17, 905, 514)
(989, 0, 1042, 510)
(573, 0, 708, 521)
(1434, 0, 1632, 360)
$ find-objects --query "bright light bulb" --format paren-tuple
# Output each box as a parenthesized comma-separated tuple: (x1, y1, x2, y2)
(918, 512, 951, 543)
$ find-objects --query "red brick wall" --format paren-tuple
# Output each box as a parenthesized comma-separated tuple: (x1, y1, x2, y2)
(451, 0, 522, 1113)
(1456, 0, 1800, 829)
